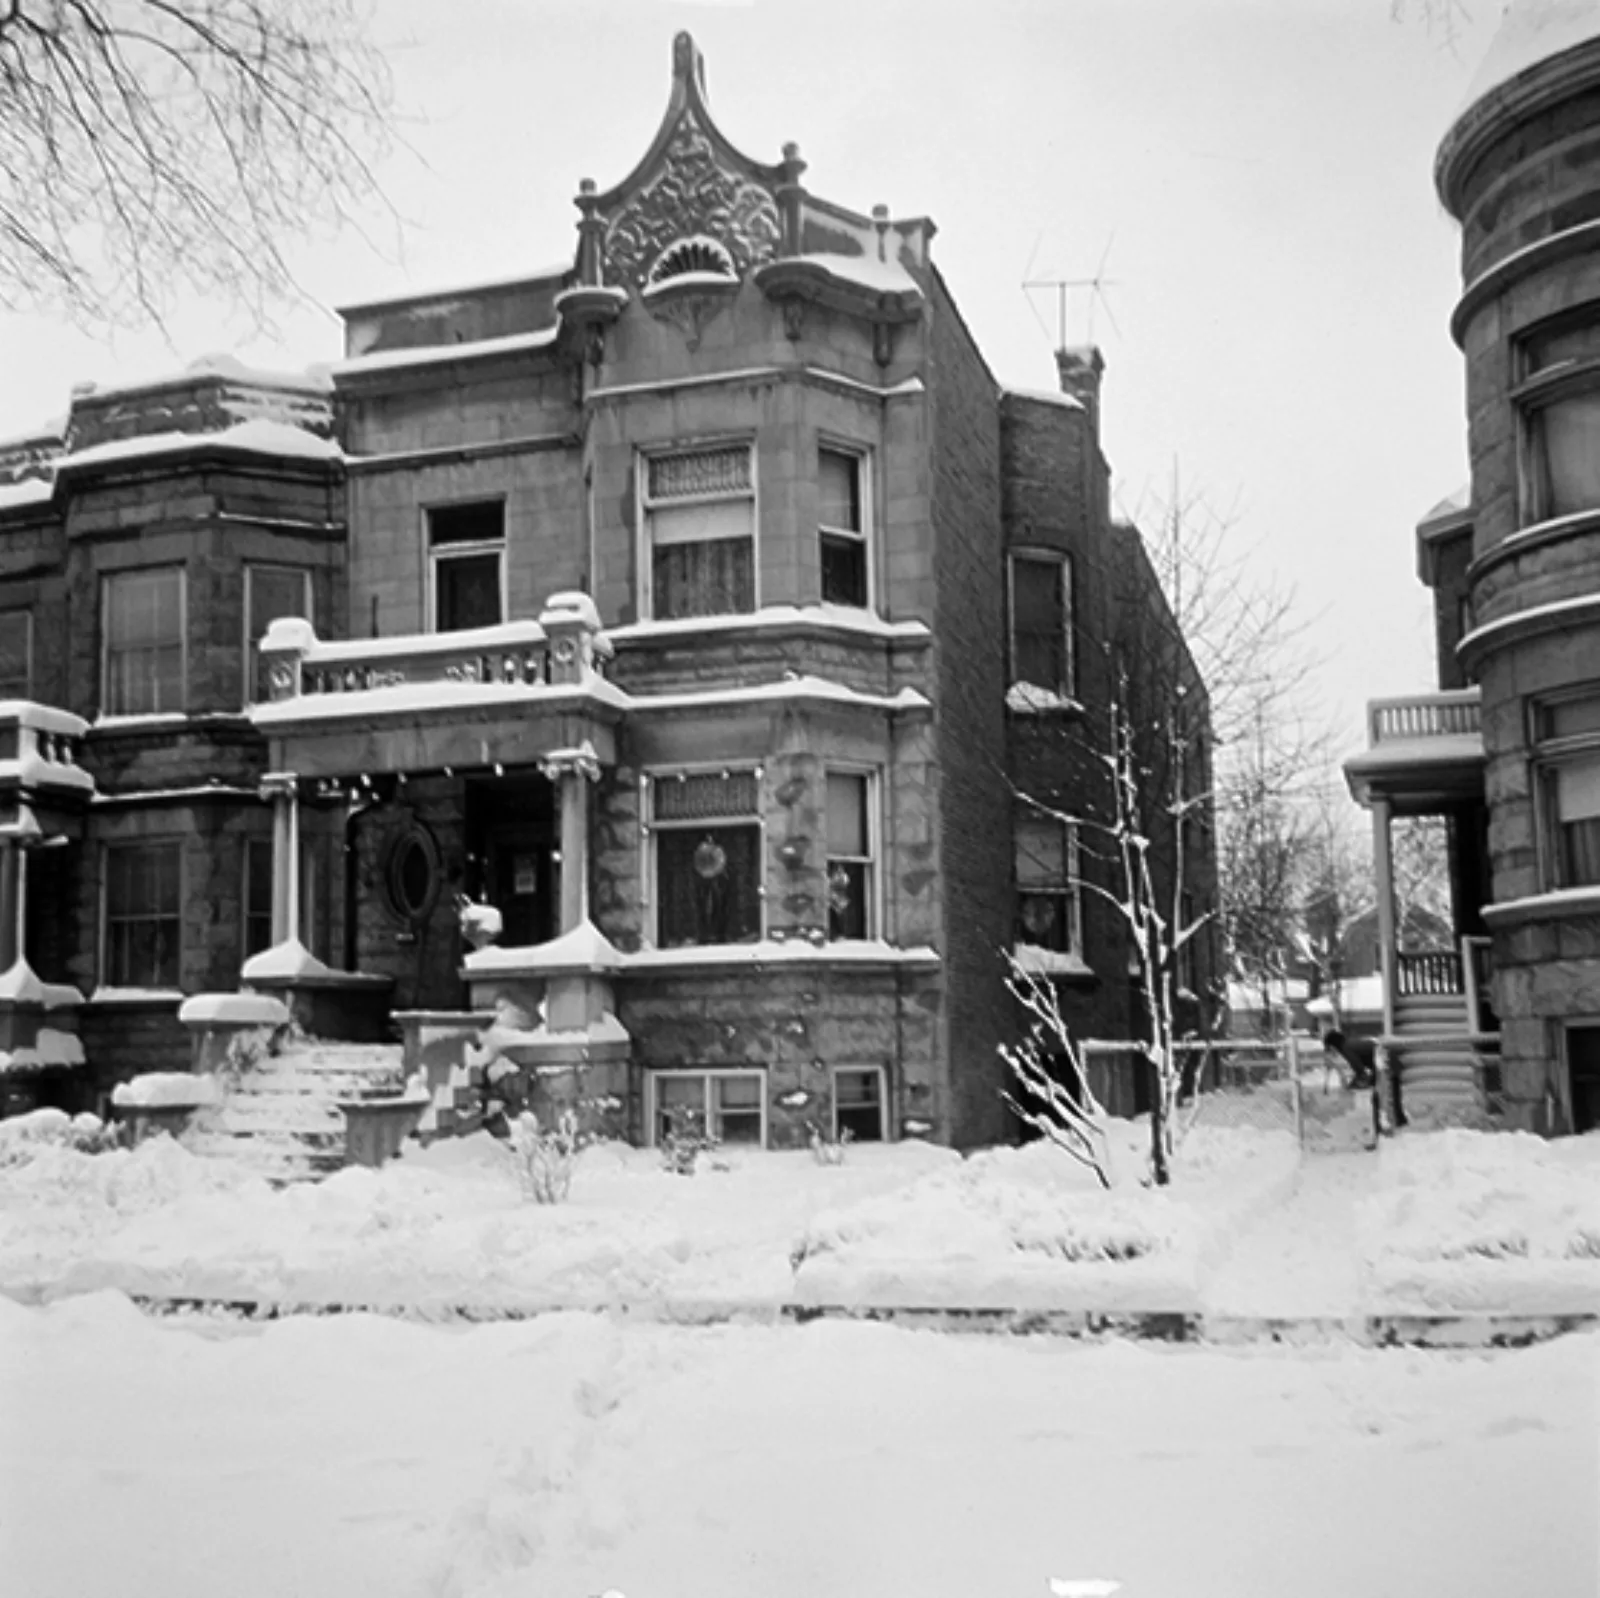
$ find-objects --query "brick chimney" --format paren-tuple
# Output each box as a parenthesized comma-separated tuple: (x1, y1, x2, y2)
(1055, 345, 1105, 436)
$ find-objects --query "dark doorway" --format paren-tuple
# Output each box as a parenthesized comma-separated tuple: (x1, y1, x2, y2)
(465, 773, 559, 948)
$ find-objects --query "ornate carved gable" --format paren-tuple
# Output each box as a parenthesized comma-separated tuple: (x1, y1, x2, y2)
(596, 36, 782, 293)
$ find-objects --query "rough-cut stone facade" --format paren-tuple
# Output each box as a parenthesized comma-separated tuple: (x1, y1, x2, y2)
(0, 32, 1217, 1143)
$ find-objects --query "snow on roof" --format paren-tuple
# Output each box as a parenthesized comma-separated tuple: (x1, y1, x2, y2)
(1001, 386, 1085, 411)
(0, 479, 55, 513)
(464, 918, 624, 975)
(627, 676, 931, 716)
(249, 672, 630, 727)
(1458, 0, 1600, 114)
(59, 419, 341, 473)
(76, 353, 331, 403)
(330, 327, 560, 378)
(605, 603, 931, 646)
(783, 251, 922, 296)
(623, 937, 939, 971)
(1421, 485, 1472, 523)
(338, 260, 573, 316)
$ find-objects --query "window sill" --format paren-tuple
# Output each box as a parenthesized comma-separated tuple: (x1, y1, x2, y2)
(87, 987, 185, 1006)
(1005, 684, 1083, 716)
(1009, 945, 1097, 983)
(626, 938, 939, 972)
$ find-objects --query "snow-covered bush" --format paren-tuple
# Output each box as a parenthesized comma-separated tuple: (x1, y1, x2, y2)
(660, 1103, 716, 1176)
(503, 1109, 580, 1204)
(110, 1073, 220, 1110)
(0, 1107, 119, 1165)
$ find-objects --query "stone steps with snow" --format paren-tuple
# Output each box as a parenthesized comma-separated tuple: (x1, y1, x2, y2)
(188, 1039, 408, 1180)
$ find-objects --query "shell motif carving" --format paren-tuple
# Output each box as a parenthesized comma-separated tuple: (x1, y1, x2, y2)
(604, 111, 780, 290)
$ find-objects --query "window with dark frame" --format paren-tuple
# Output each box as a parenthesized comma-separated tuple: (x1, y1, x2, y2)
(833, 1066, 885, 1141)
(103, 567, 184, 715)
(1009, 553, 1072, 695)
(1516, 312, 1600, 525)
(244, 564, 312, 704)
(0, 610, 31, 699)
(104, 841, 181, 988)
(429, 501, 505, 632)
(1566, 1025, 1600, 1135)
(244, 837, 274, 957)
(643, 445, 755, 620)
(653, 1069, 765, 1146)
(819, 447, 868, 608)
(651, 770, 762, 946)
(825, 770, 873, 940)
(1535, 691, 1600, 889)
(1014, 813, 1081, 955)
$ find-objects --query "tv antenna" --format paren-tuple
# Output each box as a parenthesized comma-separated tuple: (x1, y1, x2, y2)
(1022, 231, 1121, 348)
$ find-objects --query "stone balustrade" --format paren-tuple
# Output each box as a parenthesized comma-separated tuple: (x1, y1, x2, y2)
(1367, 688, 1481, 745)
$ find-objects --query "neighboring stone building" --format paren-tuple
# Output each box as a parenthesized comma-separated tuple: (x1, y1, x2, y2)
(0, 33, 1217, 1148)
(1346, 1, 1600, 1134)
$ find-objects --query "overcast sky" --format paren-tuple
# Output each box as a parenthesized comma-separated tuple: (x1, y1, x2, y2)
(0, 0, 1507, 760)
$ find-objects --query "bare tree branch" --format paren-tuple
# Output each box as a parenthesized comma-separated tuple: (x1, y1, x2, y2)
(0, 0, 396, 329)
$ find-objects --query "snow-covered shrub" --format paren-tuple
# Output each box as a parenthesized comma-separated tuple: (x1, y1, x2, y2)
(808, 1124, 852, 1166)
(110, 1073, 220, 1109)
(0, 1107, 119, 1165)
(660, 1103, 716, 1176)
(504, 1109, 580, 1204)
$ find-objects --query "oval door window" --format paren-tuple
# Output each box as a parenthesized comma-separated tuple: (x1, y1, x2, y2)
(386, 825, 441, 924)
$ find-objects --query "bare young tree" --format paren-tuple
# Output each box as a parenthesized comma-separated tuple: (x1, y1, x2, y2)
(0, 0, 396, 328)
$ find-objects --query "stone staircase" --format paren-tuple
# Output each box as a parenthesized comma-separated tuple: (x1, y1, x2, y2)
(1392, 991, 1484, 1122)
(186, 1039, 408, 1181)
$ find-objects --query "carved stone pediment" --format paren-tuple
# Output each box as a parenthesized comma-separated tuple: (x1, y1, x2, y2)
(603, 111, 780, 292)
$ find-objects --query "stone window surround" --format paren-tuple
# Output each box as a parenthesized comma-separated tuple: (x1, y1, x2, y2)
(637, 437, 757, 622)
(832, 1062, 887, 1142)
(1007, 546, 1075, 698)
(1531, 685, 1600, 892)
(643, 763, 765, 949)
(817, 440, 873, 611)
(101, 837, 183, 990)
(243, 562, 313, 706)
(823, 764, 879, 942)
(101, 564, 186, 718)
(426, 498, 507, 633)
(647, 1066, 767, 1148)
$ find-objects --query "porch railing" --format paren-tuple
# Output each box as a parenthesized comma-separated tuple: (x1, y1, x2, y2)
(1395, 947, 1464, 996)
(0, 701, 93, 796)
(1367, 688, 1481, 745)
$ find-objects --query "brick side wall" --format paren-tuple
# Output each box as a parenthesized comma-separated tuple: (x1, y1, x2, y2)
(926, 271, 1011, 1145)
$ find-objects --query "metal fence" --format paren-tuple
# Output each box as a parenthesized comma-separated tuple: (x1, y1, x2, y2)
(1079, 1036, 1379, 1152)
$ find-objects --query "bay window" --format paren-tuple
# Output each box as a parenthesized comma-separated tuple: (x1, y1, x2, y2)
(244, 564, 312, 704)
(819, 447, 869, 608)
(103, 567, 184, 715)
(825, 770, 875, 940)
(1536, 692, 1600, 889)
(104, 841, 181, 988)
(651, 769, 762, 946)
(643, 444, 755, 619)
(1516, 312, 1600, 524)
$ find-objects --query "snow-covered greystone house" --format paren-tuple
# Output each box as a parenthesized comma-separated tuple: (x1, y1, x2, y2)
(1346, 0, 1600, 1136)
(0, 32, 1217, 1161)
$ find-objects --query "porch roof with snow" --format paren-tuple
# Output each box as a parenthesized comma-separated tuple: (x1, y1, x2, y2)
(1344, 687, 1485, 813)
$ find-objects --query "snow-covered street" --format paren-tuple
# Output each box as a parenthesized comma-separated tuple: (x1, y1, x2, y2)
(1, 1291, 1594, 1598)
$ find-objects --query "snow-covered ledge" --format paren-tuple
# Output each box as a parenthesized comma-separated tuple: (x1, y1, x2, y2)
(0, 958, 85, 1072)
(241, 938, 393, 1044)
(177, 991, 290, 1074)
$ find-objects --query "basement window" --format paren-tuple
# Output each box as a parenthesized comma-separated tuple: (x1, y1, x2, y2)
(650, 1068, 766, 1146)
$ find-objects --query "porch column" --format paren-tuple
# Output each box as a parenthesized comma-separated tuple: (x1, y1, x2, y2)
(262, 772, 301, 947)
(1372, 797, 1397, 1035)
(540, 743, 602, 935)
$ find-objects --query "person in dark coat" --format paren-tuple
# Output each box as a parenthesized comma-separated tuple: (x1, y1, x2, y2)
(1322, 1029, 1376, 1089)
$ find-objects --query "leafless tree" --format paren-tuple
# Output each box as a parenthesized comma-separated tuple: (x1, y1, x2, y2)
(0, 0, 395, 328)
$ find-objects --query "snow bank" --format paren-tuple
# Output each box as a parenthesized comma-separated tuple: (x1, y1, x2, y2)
(1359, 1128, 1600, 1312)
(111, 1073, 220, 1109)
(791, 1122, 1301, 1312)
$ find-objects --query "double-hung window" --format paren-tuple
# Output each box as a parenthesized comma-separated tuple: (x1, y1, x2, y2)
(429, 502, 505, 632)
(1535, 691, 1600, 889)
(650, 770, 762, 946)
(833, 1065, 886, 1141)
(825, 770, 875, 940)
(819, 447, 869, 608)
(1014, 813, 1082, 956)
(103, 567, 185, 716)
(0, 610, 31, 699)
(651, 1069, 766, 1146)
(1009, 552, 1073, 697)
(104, 842, 181, 988)
(643, 444, 755, 619)
(1516, 311, 1600, 525)
(244, 564, 312, 704)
